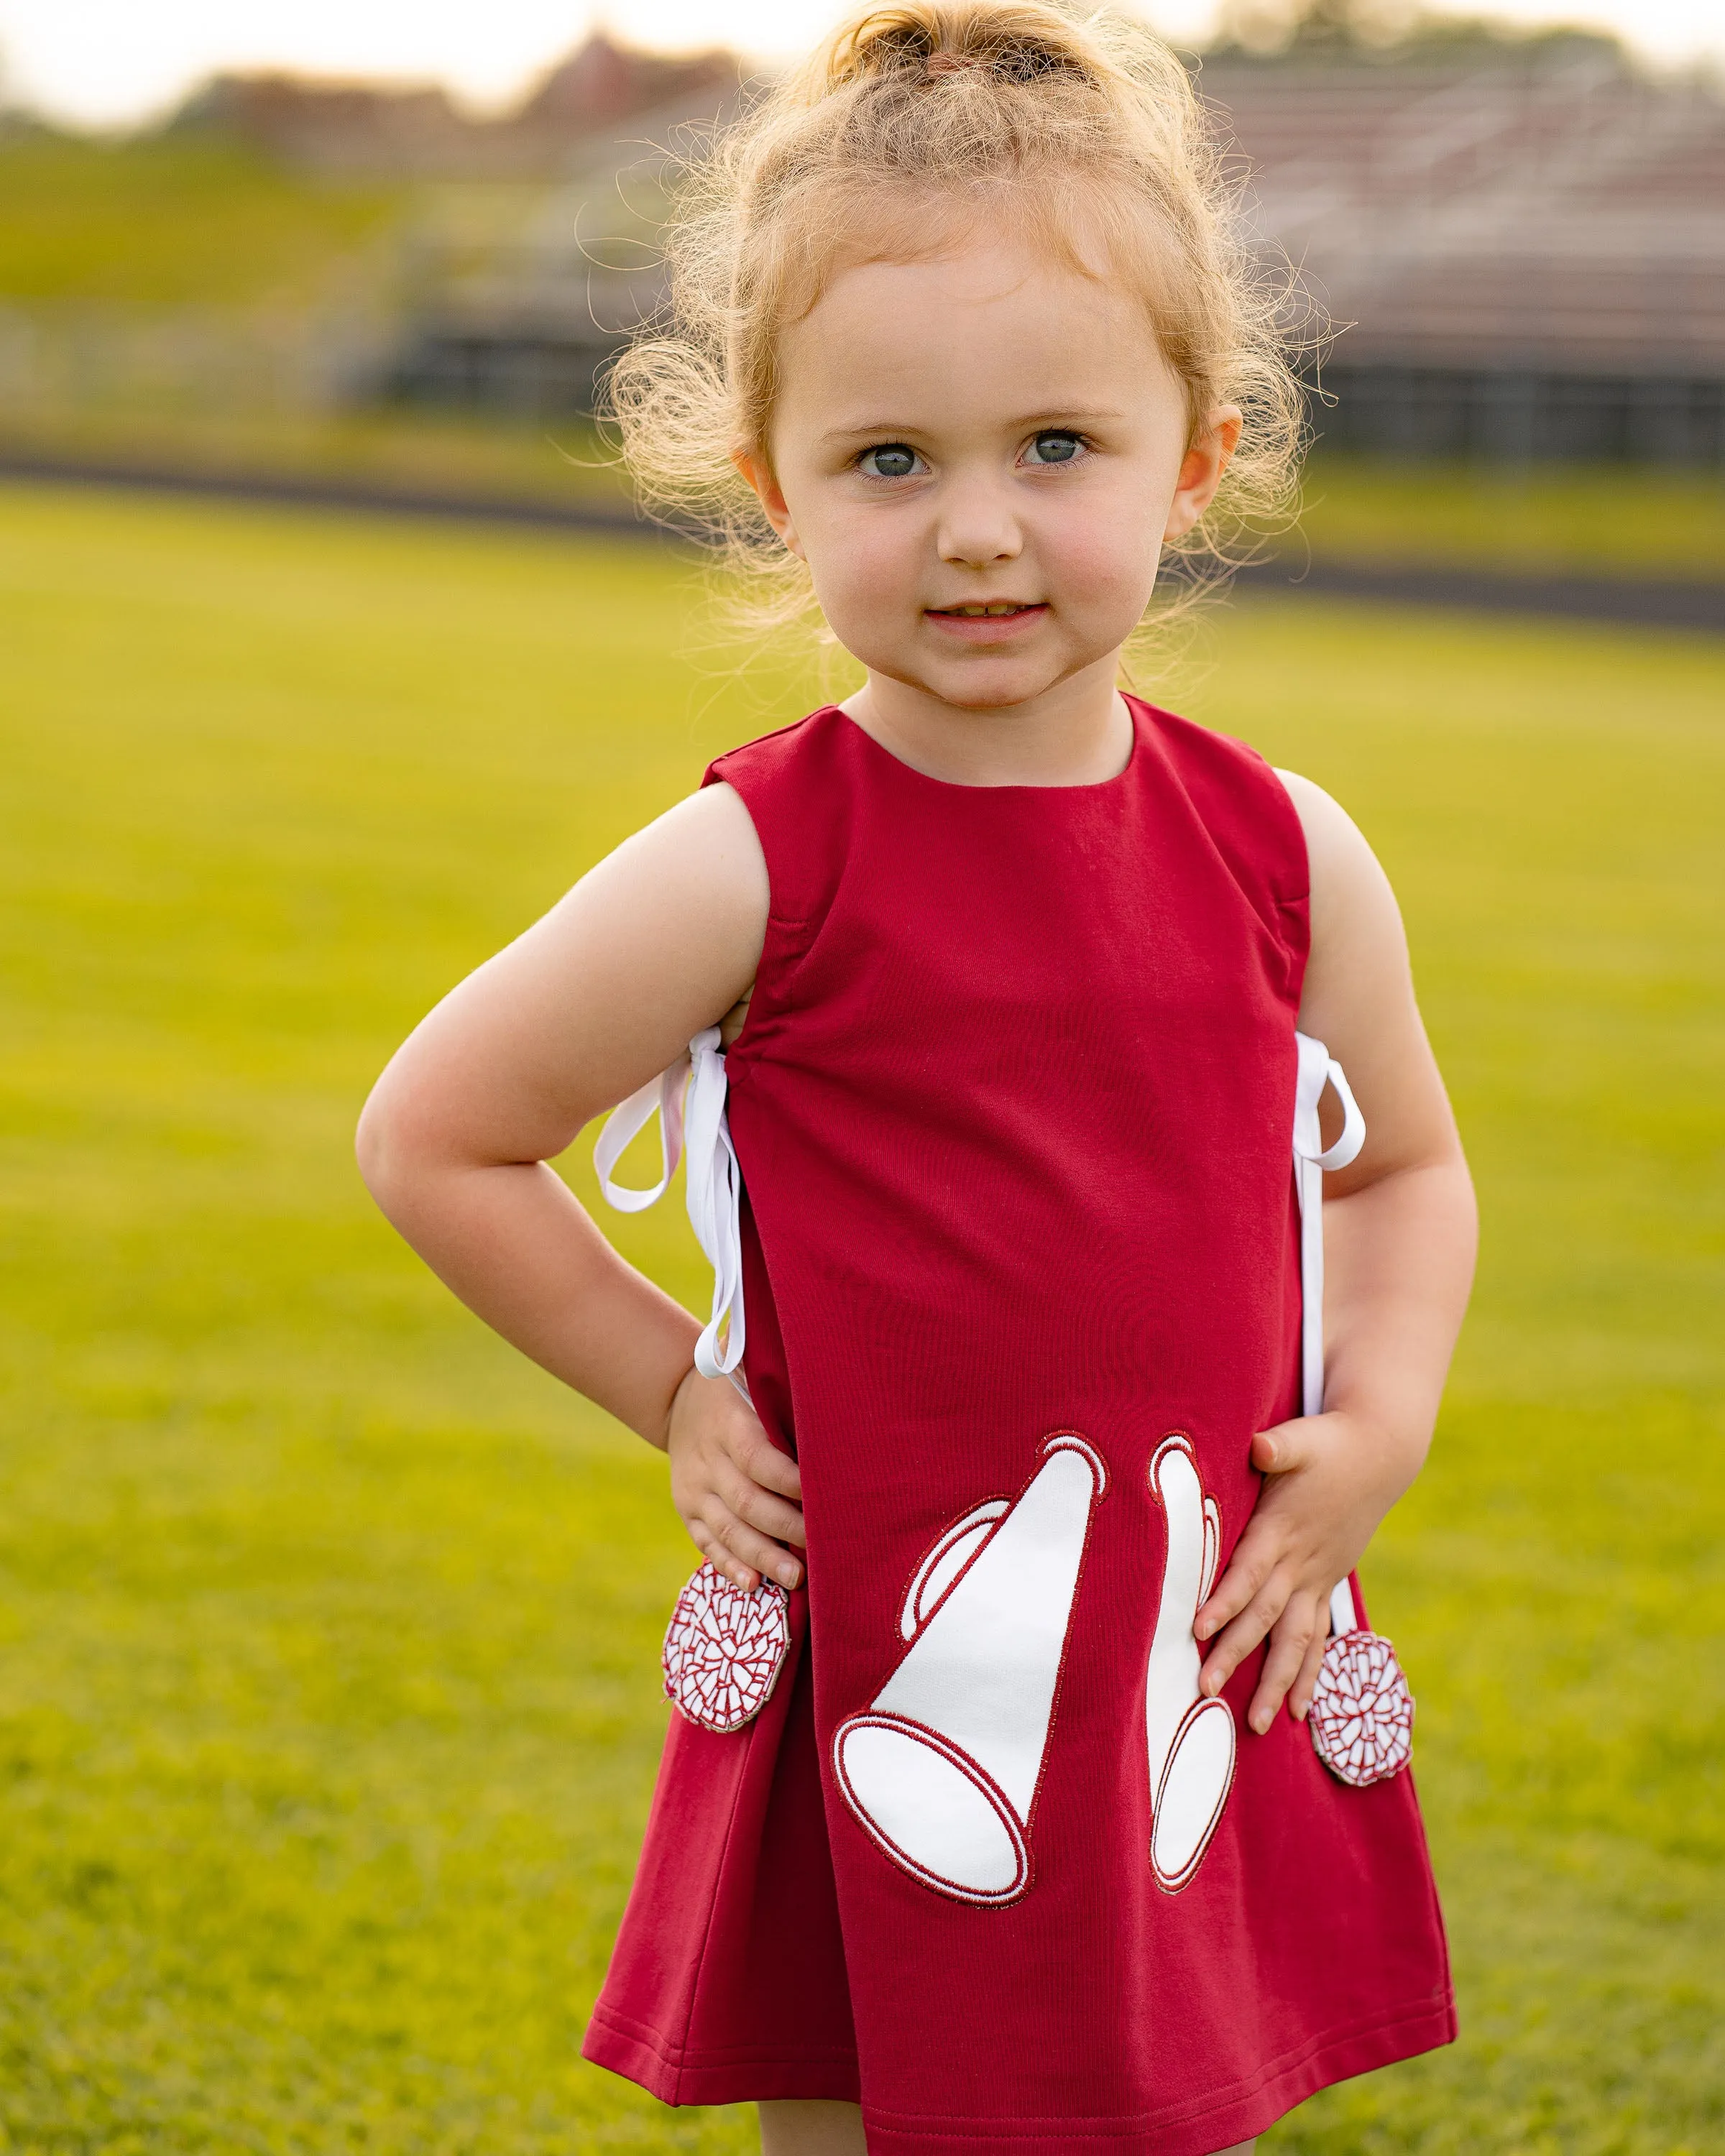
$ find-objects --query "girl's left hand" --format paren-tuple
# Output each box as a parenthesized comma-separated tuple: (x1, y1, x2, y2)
(1192, 1410, 1422, 1736)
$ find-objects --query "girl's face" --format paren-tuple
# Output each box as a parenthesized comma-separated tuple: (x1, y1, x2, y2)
(742, 229, 1238, 718)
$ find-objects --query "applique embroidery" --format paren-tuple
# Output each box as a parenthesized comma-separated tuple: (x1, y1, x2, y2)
(1310, 1625, 1414, 1787)
(1144, 1434, 1236, 1892)
(662, 1562, 791, 1733)
(832, 1434, 1107, 1906)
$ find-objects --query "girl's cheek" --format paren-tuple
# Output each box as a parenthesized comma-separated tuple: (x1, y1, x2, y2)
(805, 550, 908, 655)
(1057, 506, 1165, 603)
(820, 529, 920, 612)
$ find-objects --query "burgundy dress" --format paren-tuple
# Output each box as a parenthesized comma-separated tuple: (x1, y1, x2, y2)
(582, 699, 1453, 2155)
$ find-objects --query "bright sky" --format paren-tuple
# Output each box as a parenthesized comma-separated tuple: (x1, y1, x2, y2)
(1, 0, 1719, 128)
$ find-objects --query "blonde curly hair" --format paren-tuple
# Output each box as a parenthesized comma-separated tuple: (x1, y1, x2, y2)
(605, 1, 1306, 645)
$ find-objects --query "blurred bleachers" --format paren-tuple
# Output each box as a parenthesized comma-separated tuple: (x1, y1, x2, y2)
(380, 78, 742, 422)
(1204, 50, 1725, 460)
(379, 40, 1725, 464)
(1, 27, 1721, 472)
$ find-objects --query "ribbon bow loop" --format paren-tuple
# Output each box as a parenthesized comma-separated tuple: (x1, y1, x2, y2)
(594, 1027, 747, 1381)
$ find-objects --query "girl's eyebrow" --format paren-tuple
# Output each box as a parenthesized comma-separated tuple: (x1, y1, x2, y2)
(818, 407, 1127, 447)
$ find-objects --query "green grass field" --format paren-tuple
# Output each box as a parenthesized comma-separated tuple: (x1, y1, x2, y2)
(1296, 459, 1725, 584)
(0, 482, 1719, 2155)
(0, 132, 406, 306)
(1302, 457, 1725, 582)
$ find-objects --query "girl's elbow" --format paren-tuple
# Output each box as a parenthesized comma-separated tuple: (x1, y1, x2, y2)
(355, 1077, 508, 1220)
(355, 1081, 419, 1212)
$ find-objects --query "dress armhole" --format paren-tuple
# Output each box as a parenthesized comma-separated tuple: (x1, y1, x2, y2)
(703, 709, 854, 1059)
(1263, 762, 1314, 1014)
(704, 718, 831, 934)
(1129, 700, 1311, 1011)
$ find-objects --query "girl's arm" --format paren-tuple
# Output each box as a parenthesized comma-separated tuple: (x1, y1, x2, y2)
(1193, 772, 1478, 1734)
(356, 783, 808, 1594)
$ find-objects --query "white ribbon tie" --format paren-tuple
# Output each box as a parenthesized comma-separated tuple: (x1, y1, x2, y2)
(1293, 1031, 1366, 1634)
(594, 1026, 746, 1383)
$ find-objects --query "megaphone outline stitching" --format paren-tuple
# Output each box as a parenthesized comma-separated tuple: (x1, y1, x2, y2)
(1145, 1432, 1238, 1894)
(832, 1432, 1108, 1907)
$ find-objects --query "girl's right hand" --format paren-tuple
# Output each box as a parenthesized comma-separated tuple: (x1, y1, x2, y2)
(666, 1366, 805, 1593)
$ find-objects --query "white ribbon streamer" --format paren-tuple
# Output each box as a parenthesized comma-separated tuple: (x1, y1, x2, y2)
(1292, 1031, 1366, 1636)
(594, 1028, 746, 1382)
(593, 1062, 686, 1213)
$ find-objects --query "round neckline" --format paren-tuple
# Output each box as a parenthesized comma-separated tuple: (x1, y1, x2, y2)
(828, 697, 1142, 796)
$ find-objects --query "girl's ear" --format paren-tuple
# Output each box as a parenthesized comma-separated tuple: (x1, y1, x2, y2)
(1164, 405, 1243, 543)
(732, 449, 804, 558)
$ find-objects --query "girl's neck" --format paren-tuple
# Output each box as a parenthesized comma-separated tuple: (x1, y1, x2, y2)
(840, 660, 1133, 789)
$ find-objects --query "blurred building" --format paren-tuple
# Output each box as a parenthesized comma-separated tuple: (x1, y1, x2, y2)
(336, 34, 1725, 463)
(1206, 49, 1725, 461)
(175, 34, 740, 180)
(156, 34, 745, 421)
(379, 68, 746, 420)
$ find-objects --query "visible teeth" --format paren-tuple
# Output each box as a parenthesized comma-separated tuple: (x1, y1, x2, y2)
(949, 602, 1026, 616)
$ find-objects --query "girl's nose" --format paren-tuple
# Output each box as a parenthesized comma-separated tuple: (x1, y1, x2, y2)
(936, 479, 1024, 569)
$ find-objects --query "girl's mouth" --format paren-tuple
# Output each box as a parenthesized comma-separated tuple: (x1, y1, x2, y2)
(924, 601, 1049, 642)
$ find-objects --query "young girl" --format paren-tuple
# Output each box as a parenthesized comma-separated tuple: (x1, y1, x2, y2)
(358, 6, 1477, 2151)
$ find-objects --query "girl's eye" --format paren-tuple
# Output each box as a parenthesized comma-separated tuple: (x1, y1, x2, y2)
(858, 443, 922, 479)
(1024, 430, 1085, 466)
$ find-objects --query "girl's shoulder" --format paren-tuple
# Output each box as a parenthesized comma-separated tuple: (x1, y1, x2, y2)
(702, 706, 857, 933)
(1130, 696, 1311, 926)
(703, 704, 849, 797)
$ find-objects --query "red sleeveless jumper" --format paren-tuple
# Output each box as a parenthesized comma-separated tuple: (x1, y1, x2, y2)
(582, 699, 1454, 2154)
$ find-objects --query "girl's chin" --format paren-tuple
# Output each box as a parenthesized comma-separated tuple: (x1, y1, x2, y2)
(911, 666, 1069, 714)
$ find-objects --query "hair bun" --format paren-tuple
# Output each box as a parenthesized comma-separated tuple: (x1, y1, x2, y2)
(829, 3, 1098, 93)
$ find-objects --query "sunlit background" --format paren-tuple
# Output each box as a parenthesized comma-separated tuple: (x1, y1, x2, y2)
(1, 0, 1723, 124)
(3, 0, 1724, 474)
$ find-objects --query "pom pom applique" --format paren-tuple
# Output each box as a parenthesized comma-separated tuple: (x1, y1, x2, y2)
(663, 1562, 791, 1733)
(1310, 1628, 1414, 1787)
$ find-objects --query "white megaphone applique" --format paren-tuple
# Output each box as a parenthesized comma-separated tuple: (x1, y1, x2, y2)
(832, 1434, 1108, 1906)
(1144, 1434, 1237, 1892)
